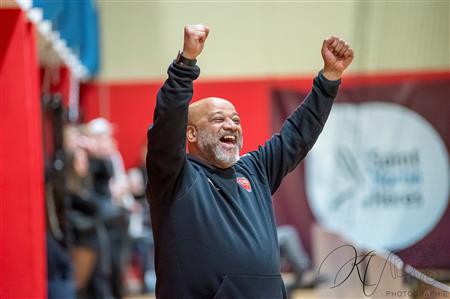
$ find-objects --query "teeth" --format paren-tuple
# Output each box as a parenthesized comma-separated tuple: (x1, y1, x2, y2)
(223, 135, 236, 141)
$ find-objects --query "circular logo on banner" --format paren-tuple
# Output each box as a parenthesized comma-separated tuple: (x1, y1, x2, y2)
(305, 102, 449, 250)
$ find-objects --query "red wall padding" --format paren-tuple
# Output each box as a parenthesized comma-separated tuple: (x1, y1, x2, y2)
(81, 71, 450, 170)
(80, 76, 318, 168)
(0, 9, 46, 299)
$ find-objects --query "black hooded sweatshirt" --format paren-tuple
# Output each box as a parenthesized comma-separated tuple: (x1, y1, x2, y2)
(146, 62, 340, 299)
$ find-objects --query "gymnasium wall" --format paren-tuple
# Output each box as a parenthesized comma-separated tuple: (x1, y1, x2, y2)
(97, 2, 449, 80)
(83, 2, 449, 169)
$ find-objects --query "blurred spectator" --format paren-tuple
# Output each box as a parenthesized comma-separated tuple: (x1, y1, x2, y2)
(47, 232, 76, 299)
(63, 124, 113, 299)
(45, 125, 78, 299)
(109, 138, 134, 210)
(127, 165, 156, 294)
(278, 225, 310, 280)
(65, 147, 98, 291)
(83, 118, 131, 299)
(49, 120, 155, 298)
(278, 225, 324, 298)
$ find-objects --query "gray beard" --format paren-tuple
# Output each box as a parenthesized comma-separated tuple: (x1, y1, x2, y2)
(197, 129, 241, 167)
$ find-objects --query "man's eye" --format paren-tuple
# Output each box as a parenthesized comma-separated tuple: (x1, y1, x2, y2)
(233, 119, 240, 124)
(212, 118, 224, 122)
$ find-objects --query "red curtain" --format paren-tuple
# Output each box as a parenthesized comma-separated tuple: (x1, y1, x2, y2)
(0, 9, 46, 298)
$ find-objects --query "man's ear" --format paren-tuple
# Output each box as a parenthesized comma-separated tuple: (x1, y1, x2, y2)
(186, 125, 197, 142)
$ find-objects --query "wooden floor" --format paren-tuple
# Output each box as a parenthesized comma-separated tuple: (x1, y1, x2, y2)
(126, 289, 317, 299)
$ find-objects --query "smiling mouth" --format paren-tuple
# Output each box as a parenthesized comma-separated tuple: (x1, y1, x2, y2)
(219, 135, 237, 148)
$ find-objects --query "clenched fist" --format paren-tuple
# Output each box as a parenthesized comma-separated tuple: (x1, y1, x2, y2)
(321, 36, 354, 80)
(182, 24, 210, 60)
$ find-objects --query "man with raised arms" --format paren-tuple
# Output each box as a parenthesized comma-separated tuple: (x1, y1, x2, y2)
(146, 24, 354, 299)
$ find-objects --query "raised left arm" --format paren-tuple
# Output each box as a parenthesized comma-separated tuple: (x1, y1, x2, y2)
(245, 37, 354, 194)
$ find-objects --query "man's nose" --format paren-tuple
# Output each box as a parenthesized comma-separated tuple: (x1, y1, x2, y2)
(223, 119, 238, 130)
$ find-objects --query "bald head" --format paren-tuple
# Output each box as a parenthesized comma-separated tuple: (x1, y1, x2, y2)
(188, 97, 236, 125)
(186, 97, 243, 169)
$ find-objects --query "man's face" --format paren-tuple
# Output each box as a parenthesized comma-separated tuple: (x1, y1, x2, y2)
(190, 99, 243, 168)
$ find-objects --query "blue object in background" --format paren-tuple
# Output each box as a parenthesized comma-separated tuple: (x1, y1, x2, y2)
(32, 0, 100, 76)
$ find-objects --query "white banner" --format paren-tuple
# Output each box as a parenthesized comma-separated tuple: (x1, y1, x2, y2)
(306, 102, 449, 250)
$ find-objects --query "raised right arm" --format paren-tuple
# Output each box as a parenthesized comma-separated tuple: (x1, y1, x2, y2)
(146, 24, 209, 203)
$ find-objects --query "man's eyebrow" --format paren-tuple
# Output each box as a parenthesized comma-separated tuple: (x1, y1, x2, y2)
(208, 111, 224, 118)
(208, 111, 240, 118)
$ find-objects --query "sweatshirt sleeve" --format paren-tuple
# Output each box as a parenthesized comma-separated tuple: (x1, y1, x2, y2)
(249, 70, 340, 194)
(146, 62, 200, 203)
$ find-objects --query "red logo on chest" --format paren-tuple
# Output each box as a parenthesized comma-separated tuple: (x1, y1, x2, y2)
(237, 177, 252, 192)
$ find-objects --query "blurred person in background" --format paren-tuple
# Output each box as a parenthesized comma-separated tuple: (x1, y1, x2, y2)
(45, 124, 85, 299)
(124, 143, 156, 294)
(146, 24, 353, 299)
(277, 225, 318, 296)
(63, 124, 113, 299)
(109, 138, 135, 211)
(63, 126, 97, 290)
(127, 166, 156, 294)
(83, 118, 131, 299)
